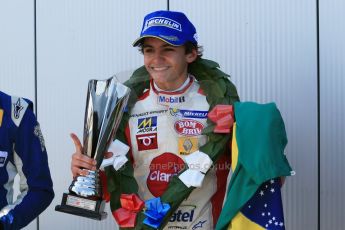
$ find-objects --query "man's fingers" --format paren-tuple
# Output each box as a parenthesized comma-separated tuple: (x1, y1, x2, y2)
(72, 151, 96, 166)
(70, 133, 83, 153)
(71, 158, 97, 178)
(72, 166, 94, 178)
(72, 158, 96, 170)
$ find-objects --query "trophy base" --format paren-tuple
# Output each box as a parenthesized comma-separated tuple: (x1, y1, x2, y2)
(55, 193, 107, 220)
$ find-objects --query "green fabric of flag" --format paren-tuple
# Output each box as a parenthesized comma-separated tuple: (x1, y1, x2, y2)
(216, 101, 292, 230)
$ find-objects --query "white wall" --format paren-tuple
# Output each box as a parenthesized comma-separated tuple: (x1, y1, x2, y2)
(320, 0, 345, 229)
(0, 0, 343, 229)
(0, 0, 36, 98)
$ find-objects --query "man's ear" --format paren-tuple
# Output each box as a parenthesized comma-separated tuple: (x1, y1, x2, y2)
(186, 49, 198, 63)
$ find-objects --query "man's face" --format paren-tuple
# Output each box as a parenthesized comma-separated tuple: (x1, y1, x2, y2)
(142, 38, 197, 91)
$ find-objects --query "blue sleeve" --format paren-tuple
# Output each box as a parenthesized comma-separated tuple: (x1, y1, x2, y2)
(3, 107, 54, 230)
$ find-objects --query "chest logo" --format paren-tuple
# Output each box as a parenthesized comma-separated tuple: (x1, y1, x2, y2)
(137, 116, 157, 133)
(178, 137, 198, 155)
(136, 133, 158, 151)
(174, 119, 204, 136)
(170, 108, 208, 119)
(147, 152, 185, 197)
(158, 95, 185, 105)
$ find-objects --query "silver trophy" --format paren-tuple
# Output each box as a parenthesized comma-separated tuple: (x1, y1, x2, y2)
(55, 76, 130, 220)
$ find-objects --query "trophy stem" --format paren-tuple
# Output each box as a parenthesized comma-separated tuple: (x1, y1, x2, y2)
(69, 169, 102, 198)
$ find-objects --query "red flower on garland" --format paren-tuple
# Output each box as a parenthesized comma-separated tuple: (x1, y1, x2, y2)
(208, 105, 234, 133)
(112, 194, 144, 228)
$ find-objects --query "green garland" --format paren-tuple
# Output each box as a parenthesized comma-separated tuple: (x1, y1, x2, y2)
(105, 58, 240, 230)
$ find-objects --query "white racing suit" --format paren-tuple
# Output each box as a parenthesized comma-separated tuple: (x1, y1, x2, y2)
(125, 76, 230, 230)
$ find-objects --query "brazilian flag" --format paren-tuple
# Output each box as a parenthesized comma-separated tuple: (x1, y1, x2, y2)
(216, 102, 293, 230)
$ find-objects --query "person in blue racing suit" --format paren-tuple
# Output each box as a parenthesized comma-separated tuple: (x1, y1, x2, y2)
(0, 91, 54, 230)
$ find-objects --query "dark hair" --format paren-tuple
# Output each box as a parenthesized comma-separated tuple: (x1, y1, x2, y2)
(137, 39, 203, 60)
(184, 41, 203, 60)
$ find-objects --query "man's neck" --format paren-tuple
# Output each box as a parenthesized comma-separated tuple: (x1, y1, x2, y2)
(154, 75, 191, 93)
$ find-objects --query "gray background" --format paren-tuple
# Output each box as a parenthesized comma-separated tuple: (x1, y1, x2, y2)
(0, 0, 343, 229)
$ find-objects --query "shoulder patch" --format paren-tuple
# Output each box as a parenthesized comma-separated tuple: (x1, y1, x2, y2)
(11, 97, 29, 127)
(34, 123, 46, 152)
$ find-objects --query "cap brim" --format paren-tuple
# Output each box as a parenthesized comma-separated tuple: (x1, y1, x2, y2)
(132, 37, 144, 47)
(132, 35, 183, 47)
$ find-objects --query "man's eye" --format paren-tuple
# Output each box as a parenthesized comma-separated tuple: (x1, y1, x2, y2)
(143, 48, 153, 53)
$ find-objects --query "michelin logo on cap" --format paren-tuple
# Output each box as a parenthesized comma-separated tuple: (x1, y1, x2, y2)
(143, 17, 182, 32)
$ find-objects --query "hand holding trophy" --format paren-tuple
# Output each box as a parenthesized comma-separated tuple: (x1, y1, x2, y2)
(55, 76, 130, 220)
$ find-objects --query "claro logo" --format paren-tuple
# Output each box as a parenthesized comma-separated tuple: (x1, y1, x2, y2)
(147, 152, 184, 197)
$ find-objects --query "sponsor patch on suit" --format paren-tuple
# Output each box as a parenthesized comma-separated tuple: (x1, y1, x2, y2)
(136, 133, 158, 151)
(178, 137, 198, 155)
(157, 95, 185, 106)
(0, 151, 8, 167)
(170, 108, 208, 119)
(174, 119, 204, 136)
(11, 97, 28, 127)
(137, 116, 157, 134)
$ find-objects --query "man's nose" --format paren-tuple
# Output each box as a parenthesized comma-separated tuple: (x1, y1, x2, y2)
(152, 50, 164, 60)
